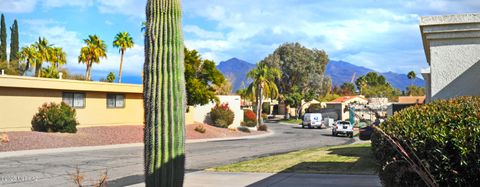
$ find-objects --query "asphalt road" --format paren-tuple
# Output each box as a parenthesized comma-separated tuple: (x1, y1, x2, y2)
(0, 122, 353, 187)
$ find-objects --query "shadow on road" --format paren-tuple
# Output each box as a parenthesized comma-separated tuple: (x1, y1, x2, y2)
(246, 146, 377, 187)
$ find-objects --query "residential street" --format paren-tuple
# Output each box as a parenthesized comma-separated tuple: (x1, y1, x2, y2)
(0, 123, 353, 187)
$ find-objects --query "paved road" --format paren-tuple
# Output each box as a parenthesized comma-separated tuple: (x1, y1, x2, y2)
(0, 123, 353, 187)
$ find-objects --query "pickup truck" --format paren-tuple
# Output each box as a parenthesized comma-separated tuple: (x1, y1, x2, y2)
(332, 121, 353, 138)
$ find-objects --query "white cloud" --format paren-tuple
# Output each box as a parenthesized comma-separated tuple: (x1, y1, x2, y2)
(0, 0, 37, 13)
(97, 0, 146, 19)
(184, 25, 224, 39)
(42, 0, 94, 8)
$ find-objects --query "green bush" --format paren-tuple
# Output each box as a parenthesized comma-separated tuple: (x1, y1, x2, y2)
(209, 103, 235, 128)
(262, 102, 271, 114)
(371, 97, 480, 186)
(243, 109, 257, 127)
(31, 102, 79, 133)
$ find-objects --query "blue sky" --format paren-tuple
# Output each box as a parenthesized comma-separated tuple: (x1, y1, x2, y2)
(1, 0, 479, 84)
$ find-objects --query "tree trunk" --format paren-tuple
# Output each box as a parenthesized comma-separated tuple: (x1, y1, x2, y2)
(118, 50, 124, 83)
(85, 62, 90, 80)
(144, 0, 186, 186)
(35, 63, 41, 77)
(257, 85, 264, 126)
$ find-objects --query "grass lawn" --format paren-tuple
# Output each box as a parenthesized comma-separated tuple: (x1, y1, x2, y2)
(208, 143, 377, 175)
(281, 118, 302, 124)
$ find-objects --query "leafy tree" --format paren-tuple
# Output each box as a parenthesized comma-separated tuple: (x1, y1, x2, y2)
(0, 14, 6, 62)
(406, 85, 425, 96)
(9, 20, 19, 63)
(113, 32, 134, 83)
(213, 78, 232, 95)
(184, 48, 225, 106)
(407, 70, 416, 87)
(356, 72, 400, 101)
(78, 35, 107, 80)
(335, 82, 356, 96)
(262, 42, 329, 118)
(107, 72, 116, 83)
(144, 0, 186, 185)
(247, 63, 281, 126)
(40, 66, 60, 78)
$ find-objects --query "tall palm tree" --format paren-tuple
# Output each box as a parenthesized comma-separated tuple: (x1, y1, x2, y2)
(18, 45, 38, 75)
(78, 35, 107, 80)
(407, 71, 416, 86)
(113, 32, 134, 83)
(33, 37, 52, 77)
(247, 63, 281, 126)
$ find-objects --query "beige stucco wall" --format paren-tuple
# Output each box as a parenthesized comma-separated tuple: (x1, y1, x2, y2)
(188, 95, 243, 127)
(0, 87, 143, 131)
(420, 13, 480, 101)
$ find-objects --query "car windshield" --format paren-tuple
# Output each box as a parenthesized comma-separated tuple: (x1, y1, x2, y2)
(339, 122, 350, 125)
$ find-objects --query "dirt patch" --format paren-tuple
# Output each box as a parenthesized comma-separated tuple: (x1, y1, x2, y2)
(0, 124, 266, 152)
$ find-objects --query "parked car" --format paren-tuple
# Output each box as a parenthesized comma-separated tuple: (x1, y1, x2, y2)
(332, 121, 353, 138)
(301, 113, 323, 129)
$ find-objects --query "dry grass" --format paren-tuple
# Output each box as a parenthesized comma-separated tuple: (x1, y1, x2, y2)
(71, 166, 108, 187)
(194, 124, 207, 134)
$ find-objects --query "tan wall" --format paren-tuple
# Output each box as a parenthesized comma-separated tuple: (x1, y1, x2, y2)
(0, 87, 143, 131)
(188, 95, 244, 127)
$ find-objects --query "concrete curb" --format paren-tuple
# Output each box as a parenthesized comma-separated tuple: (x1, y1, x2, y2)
(0, 130, 274, 158)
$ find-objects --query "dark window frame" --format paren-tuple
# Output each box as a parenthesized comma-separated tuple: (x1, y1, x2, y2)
(62, 92, 86, 109)
(107, 94, 126, 108)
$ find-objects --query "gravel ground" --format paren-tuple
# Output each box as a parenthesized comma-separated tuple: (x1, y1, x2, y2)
(0, 124, 266, 152)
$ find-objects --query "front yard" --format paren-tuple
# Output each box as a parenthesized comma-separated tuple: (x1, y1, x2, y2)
(209, 143, 376, 175)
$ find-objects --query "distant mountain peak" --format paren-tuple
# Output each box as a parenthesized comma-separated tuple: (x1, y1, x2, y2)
(217, 58, 424, 92)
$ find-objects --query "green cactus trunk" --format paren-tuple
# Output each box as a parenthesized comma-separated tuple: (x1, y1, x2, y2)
(144, 0, 186, 186)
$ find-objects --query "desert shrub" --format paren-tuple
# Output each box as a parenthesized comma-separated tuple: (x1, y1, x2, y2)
(194, 124, 206, 134)
(32, 102, 79, 133)
(371, 96, 480, 186)
(242, 109, 257, 127)
(237, 126, 251, 133)
(0, 132, 9, 144)
(209, 103, 235, 128)
(257, 124, 268, 131)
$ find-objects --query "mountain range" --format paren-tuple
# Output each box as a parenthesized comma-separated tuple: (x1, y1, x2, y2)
(217, 58, 424, 92)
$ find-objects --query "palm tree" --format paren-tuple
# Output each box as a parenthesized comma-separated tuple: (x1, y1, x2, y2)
(78, 35, 107, 80)
(113, 32, 134, 83)
(18, 45, 38, 75)
(408, 71, 416, 86)
(50, 47, 67, 69)
(247, 63, 281, 127)
(32, 37, 52, 77)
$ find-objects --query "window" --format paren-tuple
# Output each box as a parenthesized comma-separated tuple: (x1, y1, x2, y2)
(107, 94, 125, 108)
(63, 92, 85, 108)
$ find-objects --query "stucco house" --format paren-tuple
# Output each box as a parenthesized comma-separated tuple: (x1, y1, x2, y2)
(420, 13, 480, 103)
(325, 96, 368, 121)
(0, 75, 243, 131)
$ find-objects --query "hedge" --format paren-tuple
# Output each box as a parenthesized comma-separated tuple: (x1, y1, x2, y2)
(371, 96, 480, 186)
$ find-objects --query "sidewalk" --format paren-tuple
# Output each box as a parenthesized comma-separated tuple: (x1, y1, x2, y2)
(127, 171, 381, 187)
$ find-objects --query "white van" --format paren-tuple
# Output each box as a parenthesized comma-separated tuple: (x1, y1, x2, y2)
(301, 113, 323, 129)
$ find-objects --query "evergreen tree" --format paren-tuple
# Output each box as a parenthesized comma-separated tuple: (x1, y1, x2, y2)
(9, 20, 19, 63)
(0, 14, 7, 62)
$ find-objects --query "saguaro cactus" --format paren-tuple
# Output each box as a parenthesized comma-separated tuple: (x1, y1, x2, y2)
(144, 0, 186, 186)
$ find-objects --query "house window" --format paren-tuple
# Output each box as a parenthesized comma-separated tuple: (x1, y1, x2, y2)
(107, 94, 125, 108)
(63, 92, 85, 108)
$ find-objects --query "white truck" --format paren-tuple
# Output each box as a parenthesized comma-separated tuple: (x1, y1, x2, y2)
(301, 113, 323, 129)
(332, 121, 354, 138)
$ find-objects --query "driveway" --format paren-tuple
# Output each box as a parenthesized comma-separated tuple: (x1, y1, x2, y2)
(0, 122, 353, 187)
